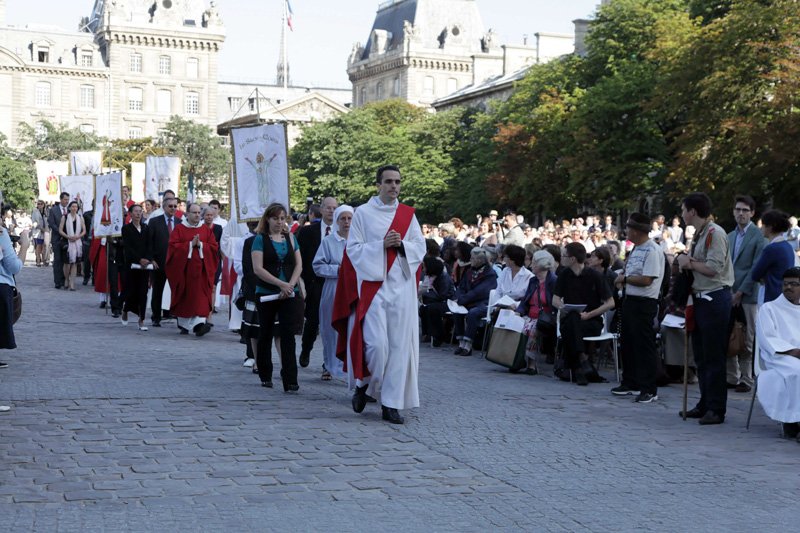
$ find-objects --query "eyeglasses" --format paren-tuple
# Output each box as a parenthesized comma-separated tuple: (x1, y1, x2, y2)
(783, 281, 800, 288)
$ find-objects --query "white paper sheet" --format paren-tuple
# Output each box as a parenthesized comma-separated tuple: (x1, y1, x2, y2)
(495, 309, 526, 333)
(661, 314, 686, 329)
(447, 299, 468, 314)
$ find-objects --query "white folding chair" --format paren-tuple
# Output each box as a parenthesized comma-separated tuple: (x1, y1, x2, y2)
(583, 311, 620, 383)
(479, 290, 498, 357)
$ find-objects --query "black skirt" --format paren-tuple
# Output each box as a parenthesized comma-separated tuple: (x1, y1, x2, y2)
(0, 283, 17, 350)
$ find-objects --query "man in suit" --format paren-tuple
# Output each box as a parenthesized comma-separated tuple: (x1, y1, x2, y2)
(296, 197, 338, 367)
(727, 195, 767, 393)
(147, 194, 181, 326)
(47, 192, 70, 288)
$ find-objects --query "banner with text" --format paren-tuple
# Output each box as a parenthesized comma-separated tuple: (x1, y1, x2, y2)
(35, 160, 68, 203)
(231, 123, 289, 222)
(145, 156, 181, 202)
(93, 171, 125, 238)
(59, 175, 95, 214)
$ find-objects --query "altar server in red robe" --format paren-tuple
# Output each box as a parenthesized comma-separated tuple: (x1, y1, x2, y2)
(165, 203, 219, 336)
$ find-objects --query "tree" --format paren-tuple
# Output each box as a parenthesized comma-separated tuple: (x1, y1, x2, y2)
(17, 120, 103, 161)
(0, 133, 35, 208)
(155, 116, 231, 199)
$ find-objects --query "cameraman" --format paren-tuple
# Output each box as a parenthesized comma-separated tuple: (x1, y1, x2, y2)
(1, 192, 30, 411)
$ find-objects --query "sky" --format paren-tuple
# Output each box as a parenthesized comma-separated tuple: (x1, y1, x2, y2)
(5, 0, 600, 88)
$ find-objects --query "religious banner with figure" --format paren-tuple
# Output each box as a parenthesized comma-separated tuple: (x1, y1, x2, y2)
(92, 171, 124, 238)
(70, 151, 103, 176)
(59, 175, 95, 214)
(145, 156, 181, 202)
(130, 162, 146, 203)
(231, 123, 290, 222)
(35, 160, 68, 202)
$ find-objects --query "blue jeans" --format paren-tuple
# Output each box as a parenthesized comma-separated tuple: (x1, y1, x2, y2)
(691, 288, 732, 416)
(454, 304, 488, 342)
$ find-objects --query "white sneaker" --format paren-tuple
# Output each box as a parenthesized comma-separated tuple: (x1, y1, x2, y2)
(0, 406, 10, 412)
(243, 358, 255, 368)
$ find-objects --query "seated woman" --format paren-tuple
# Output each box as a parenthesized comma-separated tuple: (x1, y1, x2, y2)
(453, 247, 498, 356)
(494, 244, 533, 307)
(419, 256, 456, 347)
(751, 209, 796, 304)
(516, 250, 558, 374)
(587, 245, 621, 315)
(451, 241, 474, 286)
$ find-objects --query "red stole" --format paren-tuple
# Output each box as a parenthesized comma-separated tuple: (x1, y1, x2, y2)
(332, 203, 415, 379)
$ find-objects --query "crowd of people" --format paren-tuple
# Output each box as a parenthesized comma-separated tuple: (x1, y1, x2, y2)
(2, 179, 800, 435)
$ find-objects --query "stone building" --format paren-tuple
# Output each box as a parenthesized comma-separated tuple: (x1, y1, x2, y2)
(0, 0, 225, 147)
(347, 0, 497, 109)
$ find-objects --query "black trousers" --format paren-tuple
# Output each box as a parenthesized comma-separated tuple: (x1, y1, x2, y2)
(150, 268, 169, 321)
(108, 262, 123, 313)
(300, 281, 322, 355)
(257, 297, 300, 385)
(123, 269, 150, 319)
(420, 301, 448, 341)
(52, 238, 65, 286)
(620, 296, 659, 394)
(691, 288, 731, 416)
(560, 311, 602, 369)
(82, 241, 92, 282)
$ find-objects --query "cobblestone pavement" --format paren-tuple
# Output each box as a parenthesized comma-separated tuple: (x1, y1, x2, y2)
(1, 266, 797, 532)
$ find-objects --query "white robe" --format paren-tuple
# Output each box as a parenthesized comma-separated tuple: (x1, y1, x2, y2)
(221, 221, 249, 330)
(346, 196, 426, 410)
(312, 232, 347, 380)
(756, 295, 800, 422)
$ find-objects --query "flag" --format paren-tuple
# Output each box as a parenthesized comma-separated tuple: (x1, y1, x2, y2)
(285, 0, 294, 31)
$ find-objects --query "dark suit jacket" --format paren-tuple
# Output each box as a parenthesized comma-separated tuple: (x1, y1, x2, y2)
(122, 223, 152, 267)
(727, 224, 767, 304)
(146, 213, 182, 267)
(47, 204, 66, 242)
(296, 221, 323, 286)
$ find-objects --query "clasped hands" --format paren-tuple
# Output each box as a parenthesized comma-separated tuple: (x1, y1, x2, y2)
(384, 230, 402, 249)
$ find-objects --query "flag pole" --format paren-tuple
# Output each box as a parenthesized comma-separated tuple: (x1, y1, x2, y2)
(282, 0, 288, 99)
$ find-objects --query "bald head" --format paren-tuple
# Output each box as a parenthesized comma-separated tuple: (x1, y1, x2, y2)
(321, 197, 338, 225)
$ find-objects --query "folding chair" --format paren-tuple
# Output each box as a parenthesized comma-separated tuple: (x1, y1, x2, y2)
(582, 311, 620, 383)
(746, 334, 765, 431)
(479, 289, 498, 357)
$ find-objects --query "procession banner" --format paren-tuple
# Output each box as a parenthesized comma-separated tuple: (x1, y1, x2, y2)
(59, 175, 95, 214)
(145, 156, 181, 202)
(231, 123, 289, 222)
(93, 171, 125, 238)
(34, 160, 68, 202)
(69, 151, 103, 175)
(131, 162, 146, 202)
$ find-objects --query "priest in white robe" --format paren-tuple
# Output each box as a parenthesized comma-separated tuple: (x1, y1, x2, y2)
(755, 267, 800, 439)
(333, 165, 426, 424)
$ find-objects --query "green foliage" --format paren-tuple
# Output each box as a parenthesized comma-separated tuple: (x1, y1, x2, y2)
(155, 116, 231, 199)
(105, 138, 156, 185)
(288, 168, 311, 213)
(0, 157, 35, 210)
(17, 120, 103, 161)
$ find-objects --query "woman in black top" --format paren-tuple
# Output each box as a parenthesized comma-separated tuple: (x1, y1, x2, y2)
(121, 204, 152, 330)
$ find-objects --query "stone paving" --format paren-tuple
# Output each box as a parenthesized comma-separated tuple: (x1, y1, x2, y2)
(1, 265, 798, 532)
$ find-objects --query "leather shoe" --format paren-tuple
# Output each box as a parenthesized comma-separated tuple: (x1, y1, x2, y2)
(698, 411, 725, 425)
(782, 423, 799, 439)
(381, 406, 404, 424)
(151, 321, 161, 328)
(453, 347, 466, 356)
(679, 407, 705, 419)
(299, 350, 310, 368)
(735, 383, 752, 393)
(352, 384, 368, 413)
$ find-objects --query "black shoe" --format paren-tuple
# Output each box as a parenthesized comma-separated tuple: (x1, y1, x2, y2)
(261, 381, 273, 388)
(459, 348, 473, 357)
(698, 411, 725, 425)
(381, 406, 404, 424)
(299, 350, 310, 368)
(82, 278, 89, 286)
(431, 338, 442, 348)
(0, 362, 8, 369)
(634, 392, 658, 403)
(735, 383, 752, 393)
(726, 382, 738, 389)
(55, 284, 63, 290)
(111, 312, 120, 319)
(574, 370, 588, 386)
(611, 385, 640, 396)
(151, 321, 162, 328)
(99, 301, 106, 309)
(179, 327, 189, 335)
(352, 384, 368, 413)
(283, 382, 299, 392)
(454, 347, 466, 356)
(782, 423, 799, 439)
(194, 323, 211, 337)
(679, 407, 705, 419)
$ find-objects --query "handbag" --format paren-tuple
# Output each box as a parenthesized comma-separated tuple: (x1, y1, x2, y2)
(234, 289, 246, 312)
(727, 306, 747, 357)
(11, 286, 21, 324)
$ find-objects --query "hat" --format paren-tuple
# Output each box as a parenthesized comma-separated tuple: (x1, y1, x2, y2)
(625, 212, 651, 233)
(489, 209, 499, 216)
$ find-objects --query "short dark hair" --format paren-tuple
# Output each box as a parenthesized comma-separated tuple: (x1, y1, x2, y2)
(60, 192, 70, 200)
(783, 267, 800, 280)
(455, 241, 474, 261)
(682, 192, 712, 218)
(308, 204, 322, 219)
(543, 243, 561, 263)
(591, 246, 611, 269)
(761, 209, 791, 234)
(504, 244, 526, 268)
(162, 189, 175, 198)
(564, 242, 587, 264)
(423, 256, 444, 277)
(209, 199, 221, 208)
(376, 164, 401, 184)
(425, 238, 441, 258)
(734, 195, 755, 212)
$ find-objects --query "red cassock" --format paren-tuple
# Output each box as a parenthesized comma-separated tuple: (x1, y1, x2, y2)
(89, 237, 109, 294)
(165, 224, 219, 319)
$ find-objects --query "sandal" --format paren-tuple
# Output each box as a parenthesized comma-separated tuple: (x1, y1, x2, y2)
(321, 370, 332, 381)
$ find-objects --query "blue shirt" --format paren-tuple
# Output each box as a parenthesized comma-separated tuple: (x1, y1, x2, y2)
(751, 240, 796, 303)
(0, 229, 23, 286)
(251, 234, 299, 295)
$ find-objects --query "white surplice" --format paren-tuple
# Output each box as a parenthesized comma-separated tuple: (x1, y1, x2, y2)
(756, 294, 800, 422)
(346, 196, 426, 410)
(313, 231, 348, 380)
